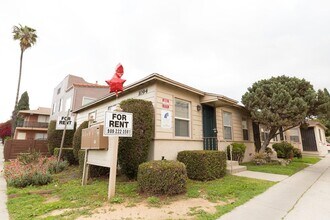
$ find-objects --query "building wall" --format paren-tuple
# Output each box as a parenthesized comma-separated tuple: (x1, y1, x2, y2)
(314, 125, 328, 156)
(215, 106, 255, 162)
(73, 87, 108, 111)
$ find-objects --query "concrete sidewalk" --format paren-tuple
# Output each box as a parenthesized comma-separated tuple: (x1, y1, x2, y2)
(219, 155, 330, 220)
(0, 143, 9, 220)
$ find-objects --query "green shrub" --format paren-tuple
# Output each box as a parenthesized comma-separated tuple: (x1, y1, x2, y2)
(226, 143, 247, 163)
(73, 121, 89, 160)
(118, 99, 155, 179)
(54, 148, 76, 165)
(293, 148, 302, 159)
(272, 142, 294, 159)
(78, 150, 110, 177)
(138, 160, 187, 195)
(177, 150, 226, 181)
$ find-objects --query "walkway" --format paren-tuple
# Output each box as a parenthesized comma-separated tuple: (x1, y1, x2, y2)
(234, 170, 289, 182)
(219, 155, 330, 220)
(0, 143, 9, 220)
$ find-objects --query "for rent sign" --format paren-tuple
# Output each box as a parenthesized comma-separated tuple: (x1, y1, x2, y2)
(104, 111, 133, 137)
(56, 116, 75, 130)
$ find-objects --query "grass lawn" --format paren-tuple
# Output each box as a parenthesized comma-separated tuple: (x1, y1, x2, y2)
(243, 156, 321, 176)
(7, 166, 275, 220)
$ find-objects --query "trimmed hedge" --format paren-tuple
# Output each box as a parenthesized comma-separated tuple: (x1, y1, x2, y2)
(293, 148, 302, 159)
(272, 142, 294, 159)
(47, 120, 76, 155)
(137, 160, 187, 195)
(54, 148, 76, 165)
(177, 150, 227, 181)
(118, 99, 155, 179)
(226, 143, 246, 163)
(78, 150, 110, 177)
(73, 121, 89, 160)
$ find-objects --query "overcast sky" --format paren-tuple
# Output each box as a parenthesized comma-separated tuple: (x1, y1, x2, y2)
(1, 0, 330, 122)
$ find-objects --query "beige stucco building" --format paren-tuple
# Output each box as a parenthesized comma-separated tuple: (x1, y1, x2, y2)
(74, 74, 257, 161)
(73, 73, 328, 161)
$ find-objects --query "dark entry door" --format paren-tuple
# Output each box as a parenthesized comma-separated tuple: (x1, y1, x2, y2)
(202, 105, 218, 150)
(300, 127, 317, 151)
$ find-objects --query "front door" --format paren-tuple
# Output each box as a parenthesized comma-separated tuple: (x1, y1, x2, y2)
(202, 105, 218, 150)
(300, 127, 318, 151)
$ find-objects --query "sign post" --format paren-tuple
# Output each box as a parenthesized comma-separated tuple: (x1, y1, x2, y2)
(56, 110, 74, 164)
(104, 106, 132, 198)
(81, 105, 133, 200)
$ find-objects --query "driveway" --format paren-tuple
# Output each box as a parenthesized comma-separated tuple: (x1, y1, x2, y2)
(219, 154, 330, 220)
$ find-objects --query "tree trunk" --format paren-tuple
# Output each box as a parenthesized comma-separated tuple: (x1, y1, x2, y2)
(11, 50, 24, 137)
(252, 122, 262, 152)
(261, 127, 278, 151)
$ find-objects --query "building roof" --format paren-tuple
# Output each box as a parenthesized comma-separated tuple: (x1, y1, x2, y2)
(66, 82, 109, 92)
(73, 73, 238, 113)
(18, 107, 51, 116)
(307, 120, 327, 130)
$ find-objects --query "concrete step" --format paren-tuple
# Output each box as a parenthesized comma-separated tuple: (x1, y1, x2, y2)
(226, 165, 247, 174)
(227, 160, 239, 166)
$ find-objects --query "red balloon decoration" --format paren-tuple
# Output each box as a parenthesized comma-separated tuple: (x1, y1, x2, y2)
(105, 63, 126, 97)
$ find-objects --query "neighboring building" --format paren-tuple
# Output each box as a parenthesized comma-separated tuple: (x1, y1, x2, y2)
(50, 74, 109, 120)
(14, 107, 51, 140)
(300, 121, 328, 156)
(73, 73, 256, 162)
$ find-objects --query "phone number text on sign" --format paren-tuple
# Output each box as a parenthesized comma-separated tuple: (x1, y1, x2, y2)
(104, 111, 133, 137)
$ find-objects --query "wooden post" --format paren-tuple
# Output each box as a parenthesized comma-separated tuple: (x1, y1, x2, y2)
(108, 104, 122, 199)
(108, 136, 119, 199)
(57, 109, 70, 164)
(82, 149, 90, 185)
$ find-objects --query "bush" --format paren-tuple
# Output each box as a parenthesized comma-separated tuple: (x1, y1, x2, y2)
(73, 121, 89, 160)
(78, 150, 110, 177)
(252, 152, 267, 165)
(226, 143, 246, 163)
(118, 99, 155, 179)
(4, 155, 67, 188)
(17, 151, 41, 165)
(138, 160, 187, 195)
(272, 142, 294, 159)
(47, 120, 76, 155)
(54, 148, 76, 165)
(293, 148, 302, 159)
(177, 150, 226, 181)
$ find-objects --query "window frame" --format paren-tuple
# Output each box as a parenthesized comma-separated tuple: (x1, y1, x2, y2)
(223, 111, 232, 140)
(174, 98, 191, 138)
(242, 117, 249, 141)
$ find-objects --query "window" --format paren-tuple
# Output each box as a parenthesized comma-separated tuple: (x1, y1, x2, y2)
(38, 115, 48, 123)
(65, 97, 72, 111)
(35, 133, 47, 140)
(57, 87, 61, 95)
(58, 99, 63, 112)
(88, 111, 97, 122)
(242, 118, 249, 140)
(82, 97, 96, 106)
(52, 103, 56, 114)
(319, 129, 323, 142)
(289, 128, 300, 142)
(223, 112, 232, 140)
(175, 99, 190, 137)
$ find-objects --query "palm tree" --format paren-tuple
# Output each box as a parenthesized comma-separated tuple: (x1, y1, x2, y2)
(11, 24, 37, 136)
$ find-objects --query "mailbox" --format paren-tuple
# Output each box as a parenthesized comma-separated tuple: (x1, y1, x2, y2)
(81, 125, 108, 150)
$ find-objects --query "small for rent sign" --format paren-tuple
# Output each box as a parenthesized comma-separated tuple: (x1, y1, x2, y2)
(104, 111, 133, 137)
(56, 116, 75, 130)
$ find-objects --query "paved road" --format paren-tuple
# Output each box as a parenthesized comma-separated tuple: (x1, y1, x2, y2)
(0, 143, 9, 220)
(219, 154, 330, 220)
